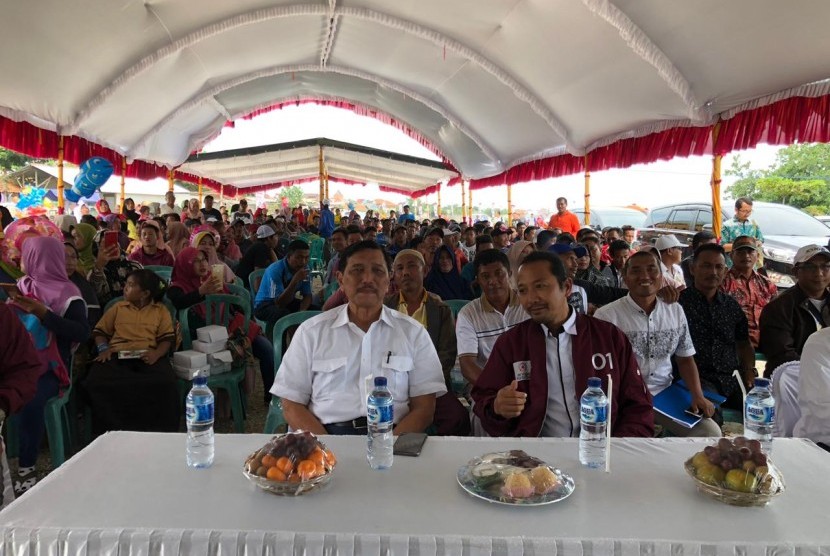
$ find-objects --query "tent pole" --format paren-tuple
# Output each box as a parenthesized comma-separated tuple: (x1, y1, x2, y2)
(56, 137, 65, 215)
(468, 185, 473, 224)
(318, 146, 325, 205)
(711, 122, 723, 240)
(507, 182, 513, 227)
(584, 154, 591, 226)
(119, 157, 126, 212)
(198, 177, 203, 206)
(437, 182, 442, 219)
(461, 179, 467, 226)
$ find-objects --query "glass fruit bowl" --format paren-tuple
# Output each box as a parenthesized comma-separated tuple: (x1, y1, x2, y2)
(684, 437, 785, 507)
(242, 431, 336, 496)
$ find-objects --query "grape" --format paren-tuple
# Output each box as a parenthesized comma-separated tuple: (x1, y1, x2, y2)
(753, 452, 768, 466)
(728, 451, 742, 466)
(717, 438, 732, 454)
(738, 447, 752, 461)
(720, 459, 734, 471)
(733, 436, 748, 447)
(748, 439, 761, 454)
(704, 446, 718, 457)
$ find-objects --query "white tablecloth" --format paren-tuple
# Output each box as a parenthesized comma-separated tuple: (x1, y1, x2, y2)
(1, 432, 828, 555)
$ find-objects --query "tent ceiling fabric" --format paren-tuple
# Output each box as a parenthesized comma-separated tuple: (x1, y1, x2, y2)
(1, 0, 830, 190)
(179, 138, 458, 195)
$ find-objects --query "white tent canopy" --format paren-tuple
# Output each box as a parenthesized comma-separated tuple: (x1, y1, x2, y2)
(2, 1, 830, 185)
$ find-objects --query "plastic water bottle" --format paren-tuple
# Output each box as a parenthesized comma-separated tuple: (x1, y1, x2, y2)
(367, 376, 394, 470)
(745, 377, 775, 455)
(186, 371, 215, 468)
(579, 377, 608, 468)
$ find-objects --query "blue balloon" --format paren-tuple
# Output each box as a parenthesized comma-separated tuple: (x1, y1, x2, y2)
(65, 157, 113, 203)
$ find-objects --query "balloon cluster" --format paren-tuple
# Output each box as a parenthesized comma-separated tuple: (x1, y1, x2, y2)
(65, 157, 113, 203)
(1, 215, 62, 268)
(16, 187, 48, 210)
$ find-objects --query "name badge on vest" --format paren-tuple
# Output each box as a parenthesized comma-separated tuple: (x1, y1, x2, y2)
(513, 361, 531, 382)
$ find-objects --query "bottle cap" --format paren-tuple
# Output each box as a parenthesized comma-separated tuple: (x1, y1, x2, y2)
(374, 376, 388, 387)
(587, 377, 602, 388)
(754, 377, 770, 388)
(192, 368, 209, 383)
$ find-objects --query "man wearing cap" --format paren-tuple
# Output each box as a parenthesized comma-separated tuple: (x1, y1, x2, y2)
(386, 226, 408, 258)
(720, 236, 778, 349)
(232, 199, 253, 225)
(680, 244, 756, 408)
(271, 241, 446, 435)
(200, 195, 222, 222)
(397, 205, 416, 224)
(491, 227, 510, 253)
(127, 220, 175, 266)
(159, 191, 178, 216)
(759, 244, 830, 376)
(385, 249, 471, 436)
(547, 197, 580, 236)
(254, 239, 313, 324)
(655, 234, 686, 290)
(472, 251, 653, 438)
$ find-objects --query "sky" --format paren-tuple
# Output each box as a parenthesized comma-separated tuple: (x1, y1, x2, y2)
(202, 104, 782, 213)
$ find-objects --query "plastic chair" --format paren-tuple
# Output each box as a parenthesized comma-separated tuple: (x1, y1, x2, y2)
(445, 299, 470, 319)
(144, 265, 173, 283)
(248, 268, 266, 302)
(263, 310, 321, 434)
(6, 356, 75, 468)
(308, 237, 325, 271)
(226, 283, 252, 312)
(178, 294, 249, 432)
(323, 281, 338, 302)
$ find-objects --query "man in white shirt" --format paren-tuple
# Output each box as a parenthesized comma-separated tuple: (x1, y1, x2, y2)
(794, 327, 830, 450)
(456, 249, 529, 385)
(655, 234, 686, 290)
(594, 250, 719, 437)
(158, 191, 178, 216)
(271, 240, 447, 435)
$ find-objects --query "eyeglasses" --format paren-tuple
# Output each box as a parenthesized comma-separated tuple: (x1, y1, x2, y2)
(799, 263, 830, 273)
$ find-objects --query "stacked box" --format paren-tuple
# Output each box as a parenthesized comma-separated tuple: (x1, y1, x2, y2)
(172, 350, 208, 380)
(207, 350, 233, 375)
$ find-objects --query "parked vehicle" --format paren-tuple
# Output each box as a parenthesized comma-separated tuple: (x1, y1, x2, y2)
(816, 215, 830, 228)
(571, 207, 647, 231)
(639, 201, 830, 288)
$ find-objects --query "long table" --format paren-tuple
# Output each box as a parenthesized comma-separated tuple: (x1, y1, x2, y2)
(1, 432, 828, 555)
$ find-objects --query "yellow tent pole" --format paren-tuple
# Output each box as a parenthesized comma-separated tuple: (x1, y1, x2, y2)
(119, 157, 126, 212)
(436, 182, 442, 219)
(318, 146, 325, 205)
(507, 182, 513, 227)
(468, 185, 473, 223)
(198, 177, 203, 205)
(460, 179, 467, 226)
(584, 154, 591, 226)
(57, 137, 65, 215)
(167, 170, 174, 192)
(711, 122, 723, 240)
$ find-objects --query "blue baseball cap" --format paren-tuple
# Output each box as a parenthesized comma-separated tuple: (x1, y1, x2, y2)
(548, 243, 588, 258)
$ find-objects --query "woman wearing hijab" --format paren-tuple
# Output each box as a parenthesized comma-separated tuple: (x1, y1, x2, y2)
(64, 242, 101, 329)
(506, 240, 535, 289)
(167, 247, 275, 403)
(0, 206, 13, 230)
(71, 222, 98, 275)
(122, 198, 139, 225)
(424, 244, 473, 301)
(191, 228, 234, 283)
(11, 236, 90, 494)
(182, 198, 203, 224)
(166, 222, 190, 258)
(95, 199, 113, 221)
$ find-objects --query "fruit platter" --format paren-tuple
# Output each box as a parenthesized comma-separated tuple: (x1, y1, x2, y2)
(684, 437, 785, 507)
(243, 431, 337, 496)
(457, 450, 575, 506)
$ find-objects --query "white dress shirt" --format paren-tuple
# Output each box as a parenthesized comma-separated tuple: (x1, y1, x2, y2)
(456, 290, 529, 369)
(271, 304, 447, 425)
(540, 309, 580, 437)
(594, 295, 695, 396)
(794, 327, 830, 445)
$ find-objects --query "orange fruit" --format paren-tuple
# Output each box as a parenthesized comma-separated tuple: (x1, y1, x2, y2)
(308, 448, 326, 467)
(261, 455, 277, 468)
(288, 473, 301, 483)
(266, 466, 286, 482)
(297, 460, 318, 481)
(324, 449, 337, 467)
(275, 456, 293, 474)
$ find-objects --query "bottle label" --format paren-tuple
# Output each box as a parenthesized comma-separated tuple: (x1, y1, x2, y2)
(581, 402, 607, 424)
(186, 402, 214, 424)
(745, 404, 775, 425)
(367, 403, 393, 425)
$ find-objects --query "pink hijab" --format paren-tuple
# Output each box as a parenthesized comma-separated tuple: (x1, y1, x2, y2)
(18, 236, 83, 316)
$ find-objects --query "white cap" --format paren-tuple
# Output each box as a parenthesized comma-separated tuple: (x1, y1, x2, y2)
(256, 225, 276, 239)
(794, 244, 830, 264)
(654, 234, 684, 251)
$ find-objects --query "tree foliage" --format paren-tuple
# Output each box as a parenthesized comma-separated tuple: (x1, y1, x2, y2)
(0, 147, 34, 173)
(279, 185, 305, 208)
(726, 143, 830, 215)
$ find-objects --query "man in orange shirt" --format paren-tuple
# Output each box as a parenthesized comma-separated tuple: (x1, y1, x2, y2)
(547, 197, 580, 236)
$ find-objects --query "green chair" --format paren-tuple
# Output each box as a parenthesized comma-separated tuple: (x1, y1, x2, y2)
(145, 265, 173, 283)
(445, 299, 470, 319)
(226, 283, 252, 312)
(248, 268, 266, 302)
(6, 356, 75, 468)
(178, 294, 249, 432)
(308, 237, 325, 271)
(323, 281, 338, 302)
(264, 310, 321, 434)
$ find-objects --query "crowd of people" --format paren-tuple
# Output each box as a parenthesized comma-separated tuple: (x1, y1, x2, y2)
(0, 192, 828, 504)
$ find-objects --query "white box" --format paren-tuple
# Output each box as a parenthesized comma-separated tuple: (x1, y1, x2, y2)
(196, 325, 229, 343)
(172, 363, 197, 380)
(172, 350, 207, 369)
(208, 350, 233, 375)
(192, 339, 227, 354)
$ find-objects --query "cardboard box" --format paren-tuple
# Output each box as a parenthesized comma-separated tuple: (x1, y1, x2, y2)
(192, 339, 227, 354)
(208, 350, 233, 375)
(172, 363, 197, 380)
(196, 325, 229, 343)
(172, 350, 208, 369)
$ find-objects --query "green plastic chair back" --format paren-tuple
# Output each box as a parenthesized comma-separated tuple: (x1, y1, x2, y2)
(323, 281, 338, 302)
(445, 299, 470, 319)
(263, 310, 321, 434)
(144, 265, 173, 283)
(226, 283, 252, 311)
(249, 268, 266, 301)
